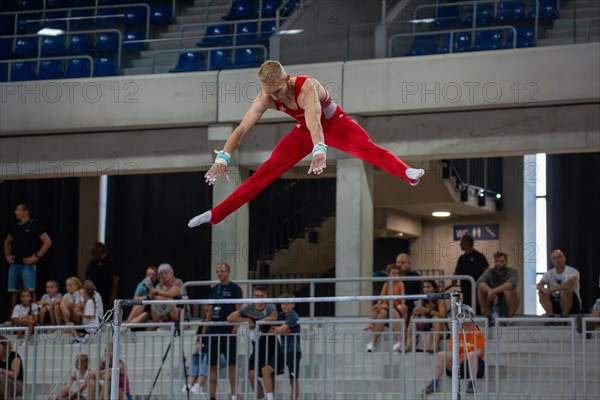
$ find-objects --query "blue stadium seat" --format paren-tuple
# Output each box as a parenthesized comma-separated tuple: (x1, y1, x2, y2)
(505, 26, 536, 48)
(0, 63, 8, 82)
(0, 14, 15, 35)
(65, 57, 91, 78)
(10, 61, 36, 81)
(19, 0, 42, 10)
(37, 60, 63, 79)
(0, 0, 18, 12)
(259, 20, 277, 39)
(94, 57, 118, 76)
(41, 36, 66, 56)
(462, 2, 495, 26)
(150, 5, 172, 25)
(223, 0, 257, 20)
(46, 0, 68, 9)
(473, 29, 503, 51)
(454, 31, 471, 52)
(43, 11, 67, 31)
(96, 8, 122, 26)
(529, 0, 559, 20)
(432, 5, 460, 28)
(70, 9, 95, 30)
(18, 12, 42, 34)
(124, 7, 146, 25)
(0, 38, 13, 58)
(281, 0, 300, 17)
(67, 34, 92, 54)
(169, 52, 206, 73)
(197, 24, 232, 47)
(261, 0, 281, 17)
(208, 49, 230, 70)
(236, 21, 258, 44)
(69, 0, 94, 7)
(123, 31, 146, 50)
(94, 32, 120, 52)
(232, 47, 261, 68)
(408, 34, 445, 56)
(14, 37, 38, 58)
(496, 1, 526, 23)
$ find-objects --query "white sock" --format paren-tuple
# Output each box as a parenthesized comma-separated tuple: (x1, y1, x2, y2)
(266, 393, 274, 400)
(231, 396, 237, 400)
(188, 210, 212, 227)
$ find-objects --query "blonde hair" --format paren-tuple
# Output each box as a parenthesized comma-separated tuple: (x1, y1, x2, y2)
(66, 276, 82, 292)
(258, 60, 286, 83)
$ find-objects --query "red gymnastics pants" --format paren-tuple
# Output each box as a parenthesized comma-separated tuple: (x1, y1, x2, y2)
(210, 115, 413, 224)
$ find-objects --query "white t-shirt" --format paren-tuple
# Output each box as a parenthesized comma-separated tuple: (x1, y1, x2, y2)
(63, 291, 84, 305)
(82, 298, 102, 333)
(11, 303, 39, 319)
(94, 291, 104, 318)
(40, 293, 62, 304)
(542, 265, 581, 302)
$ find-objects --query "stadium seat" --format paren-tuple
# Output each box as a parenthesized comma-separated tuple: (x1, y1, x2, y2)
(236, 21, 258, 44)
(0, 63, 8, 82)
(94, 32, 120, 52)
(96, 8, 122, 27)
(0, 14, 15, 35)
(196, 24, 232, 47)
(94, 57, 118, 76)
(41, 36, 66, 56)
(408, 34, 442, 56)
(124, 7, 146, 25)
(43, 11, 67, 31)
(473, 29, 503, 51)
(150, 5, 172, 25)
(529, 0, 559, 20)
(261, 0, 281, 17)
(432, 5, 460, 28)
(18, 12, 42, 34)
(69, 0, 94, 7)
(169, 52, 206, 73)
(259, 20, 277, 39)
(505, 26, 536, 48)
(0, 38, 13, 58)
(70, 9, 95, 30)
(37, 60, 63, 80)
(454, 31, 472, 52)
(19, 0, 42, 10)
(232, 47, 261, 68)
(496, 1, 526, 23)
(13, 37, 38, 58)
(0, 0, 18, 12)
(208, 49, 230, 70)
(67, 34, 92, 54)
(46, 0, 68, 9)
(223, 0, 257, 20)
(64, 57, 91, 78)
(462, 2, 495, 26)
(10, 61, 36, 81)
(123, 31, 146, 51)
(281, 0, 300, 17)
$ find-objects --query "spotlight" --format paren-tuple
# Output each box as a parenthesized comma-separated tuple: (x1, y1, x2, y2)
(478, 191, 486, 207)
(460, 186, 469, 202)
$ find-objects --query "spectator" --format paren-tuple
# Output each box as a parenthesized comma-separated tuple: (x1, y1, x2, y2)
(476, 251, 520, 319)
(182, 333, 227, 395)
(58, 277, 84, 326)
(263, 293, 302, 400)
(405, 280, 447, 352)
(126, 266, 158, 324)
(204, 262, 243, 400)
(227, 286, 279, 400)
(148, 263, 183, 323)
(396, 253, 422, 315)
(454, 234, 489, 313)
(85, 242, 119, 310)
(37, 279, 62, 325)
(0, 335, 23, 399)
(537, 249, 581, 317)
(3, 203, 52, 309)
(11, 288, 39, 339)
(80, 280, 103, 335)
(56, 353, 95, 400)
(96, 346, 131, 400)
(364, 264, 407, 353)
(424, 305, 484, 395)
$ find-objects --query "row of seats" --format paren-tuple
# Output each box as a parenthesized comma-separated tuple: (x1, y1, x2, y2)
(170, 47, 264, 72)
(427, 0, 559, 29)
(222, 0, 299, 21)
(0, 56, 117, 81)
(0, 0, 164, 11)
(0, 31, 144, 58)
(408, 26, 535, 56)
(196, 20, 277, 47)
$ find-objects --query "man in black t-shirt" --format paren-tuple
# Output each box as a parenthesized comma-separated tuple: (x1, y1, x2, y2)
(204, 262, 242, 400)
(454, 234, 489, 314)
(396, 253, 422, 315)
(85, 242, 119, 309)
(3, 203, 52, 308)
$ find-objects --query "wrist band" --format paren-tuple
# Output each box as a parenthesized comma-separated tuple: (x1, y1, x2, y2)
(312, 142, 327, 156)
(214, 150, 231, 166)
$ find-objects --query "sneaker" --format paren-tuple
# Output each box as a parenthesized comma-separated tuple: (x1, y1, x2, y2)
(366, 342, 374, 352)
(406, 168, 425, 186)
(182, 384, 190, 393)
(392, 342, 402, 352)
(191, 383, 202, 395)
(467, 380, 474, 393)
(425, 379, 438, 394)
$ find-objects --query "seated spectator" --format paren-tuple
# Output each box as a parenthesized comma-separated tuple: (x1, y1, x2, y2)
(364, 264, 407, 352)
(80, 280, 103, 335)
(0, 335, 23, 399)
(424, 305, 484, 395)
(56, 353, 95, 400)
(149, 263, 183, 323)
(396, 253, 422, 316)
(11, 289, 39, 339)
(477, 251, 519, 319)
(405, 280, 447, 352)
(59, 277, 84, 326)
(126, 266, 158, 324)
(182, 333, 227, 395)
(96, 346, 131, 400)
(37, 279, 62, 325)
(537, 249, 581, 317)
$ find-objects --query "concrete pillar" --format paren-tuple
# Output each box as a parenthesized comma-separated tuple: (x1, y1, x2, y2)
(207, 125, 249, 284)
(335, 159, 374, 317)
(78, 177, 100, 278)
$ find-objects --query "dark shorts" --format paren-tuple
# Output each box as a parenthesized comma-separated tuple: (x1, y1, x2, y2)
(446, 357, 485, 379)
(285, 351, 302, 379)
(551, 292, 581, 315)
(206, 335, 237, 366)
(248, 350, 285, 377)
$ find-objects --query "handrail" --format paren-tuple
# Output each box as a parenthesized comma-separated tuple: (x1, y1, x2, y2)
(0, 54, 94, 80)
(150, 43, 268, 73)
(388, 24, 517, 57)
(586, 18, 600, 42)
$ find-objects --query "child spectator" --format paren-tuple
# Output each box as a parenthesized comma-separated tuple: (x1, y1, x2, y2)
(11, 289, 39, 339)
(81, 280, 103, 335)
(37, 280, 62, 325)
(59, 277, 84, 327)
(56, 353, 95, 400)
(405, 280, 447, 352)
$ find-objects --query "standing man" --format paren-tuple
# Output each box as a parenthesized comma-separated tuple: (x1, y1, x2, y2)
(537, 249, 581, 316)
(4, 203, 52, 308)
(454, 234, 489, 313)
(476, 251, 520, 318)
(396, 253, 422, 316)
(204, 263, 243, 400)
(85, 242, 118, 309)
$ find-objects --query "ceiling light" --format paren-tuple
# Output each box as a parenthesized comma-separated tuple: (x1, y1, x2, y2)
(409, 18, 435, 23)
(496, 193, 502, 199)
(277, 29, 304, 35)
(38, 28, 64, 36)
(432, 211, 451, 217)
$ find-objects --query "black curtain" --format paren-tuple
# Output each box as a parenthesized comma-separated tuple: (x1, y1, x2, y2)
(547, 152, 600, 311)
(0, 178, 80, 321)
(105, 172, 213, 307)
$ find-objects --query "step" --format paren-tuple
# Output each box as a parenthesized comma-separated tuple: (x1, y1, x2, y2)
(561, 0, 600, 9)
(544, 25, 600, 39)
(551, 15, 600, 30)
(538, 35, 599, 45)
(559, 6, 600, 19)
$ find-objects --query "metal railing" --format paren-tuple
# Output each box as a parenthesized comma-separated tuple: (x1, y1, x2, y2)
(587, 18, 600, 42)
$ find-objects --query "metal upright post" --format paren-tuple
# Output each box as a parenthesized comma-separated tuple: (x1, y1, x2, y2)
(451, 292, 461, 400)
(111, 299, 123, 400)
